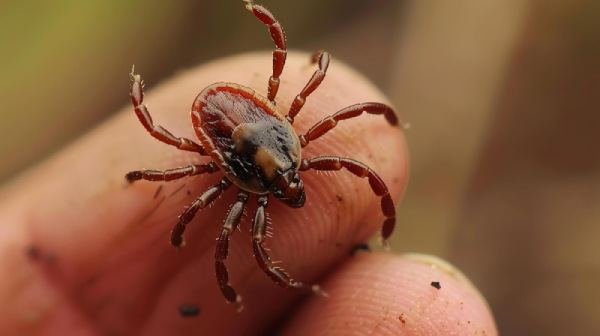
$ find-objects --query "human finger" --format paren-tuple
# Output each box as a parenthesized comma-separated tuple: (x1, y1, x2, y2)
(0, 51, 407, 335)
(280, 253, 498, 336)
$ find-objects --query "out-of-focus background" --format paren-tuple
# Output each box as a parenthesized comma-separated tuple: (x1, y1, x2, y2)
(1, 0, 598, 334)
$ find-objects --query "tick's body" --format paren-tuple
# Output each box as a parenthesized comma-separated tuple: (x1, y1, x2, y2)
(193, 83, 302, 198)
(126, 0, 399, 311)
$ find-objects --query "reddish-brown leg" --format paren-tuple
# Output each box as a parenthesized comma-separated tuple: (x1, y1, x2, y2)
(300, 156, 396, 250)
(286, 51, 331, 124)
(130, 67, 207, 155)
(244, 0, 287, 102)
(251, 195, 324, 295)
(298, 102, 398, 147)
(125, 162, 219, 183)
(171, 177, 232, 248)
(215, 189, 249, 312)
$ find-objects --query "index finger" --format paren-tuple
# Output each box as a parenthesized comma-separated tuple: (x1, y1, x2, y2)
(0, 51, 407, 334)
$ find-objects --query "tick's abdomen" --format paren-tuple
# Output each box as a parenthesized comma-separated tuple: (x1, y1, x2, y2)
(192, 83, 301, 193)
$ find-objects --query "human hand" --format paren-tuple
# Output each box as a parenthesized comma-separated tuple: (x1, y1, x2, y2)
(0, 52, 496, 335)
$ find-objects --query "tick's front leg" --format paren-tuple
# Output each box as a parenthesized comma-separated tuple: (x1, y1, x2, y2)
(130, 67, 208, 155)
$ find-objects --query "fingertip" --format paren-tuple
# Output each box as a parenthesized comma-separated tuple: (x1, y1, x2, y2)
(280, 253, 497, 336)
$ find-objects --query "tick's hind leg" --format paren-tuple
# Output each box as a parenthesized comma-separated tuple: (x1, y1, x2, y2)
(300, 156, 396, 250)
(130, 67, 207, 155)
(215, 189, 249, 311)
(251, 195, 324, 295)
(244, 1, 287, 102)
(171, 178, 232, 248)
(125, 162, 219, 183)
(286, 51, 331, 124)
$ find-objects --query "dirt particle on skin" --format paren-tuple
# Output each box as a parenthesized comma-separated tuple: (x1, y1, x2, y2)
(431, 281, 441, 289)
(26, 245, 41, 261)
(179, 303, 200, 317)
(26, 245, 57, 264)
(336, 194, 343, 202)
(399, 313, 406, 325)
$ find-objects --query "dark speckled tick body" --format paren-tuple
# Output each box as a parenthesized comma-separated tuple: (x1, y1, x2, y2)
(126, 0, 399, 312)
(192, 83, 305, 207)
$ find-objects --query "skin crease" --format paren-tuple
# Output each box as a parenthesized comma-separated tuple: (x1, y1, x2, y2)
(0, 52, 496, 335)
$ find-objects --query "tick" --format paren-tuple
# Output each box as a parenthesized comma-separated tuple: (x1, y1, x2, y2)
(126, 0, 399, 311)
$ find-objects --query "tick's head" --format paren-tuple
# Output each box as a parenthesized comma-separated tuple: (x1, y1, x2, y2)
(269, 169, 305, 208)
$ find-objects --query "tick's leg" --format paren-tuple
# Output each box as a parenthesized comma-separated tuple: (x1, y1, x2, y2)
(215, 189, 249, 312)
(244, 1, 287, 102)
(125, 162, 219, 183)
(171, 177, 232, 248)
(130, 67, 207, 155)
(251, 195, 324, 295)
(300, 156, 396, 250)
(286, 51, 331, 124)
(298, 102, 398, 147)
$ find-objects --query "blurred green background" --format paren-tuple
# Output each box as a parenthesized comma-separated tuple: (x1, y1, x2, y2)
(1, 0, 599, 334)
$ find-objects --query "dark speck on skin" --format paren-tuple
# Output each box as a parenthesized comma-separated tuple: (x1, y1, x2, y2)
(179, 303, 200, 317)
(431, 281, 441, 290)
(26, 245, 57, 264)
(26, 245, 40, 261)
(399, 313, 406, 325)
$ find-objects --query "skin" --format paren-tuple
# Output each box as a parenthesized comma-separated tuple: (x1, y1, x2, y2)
(0, 52, 497, 335)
